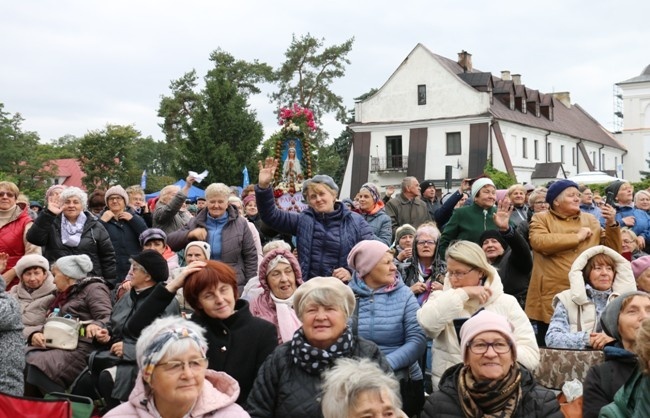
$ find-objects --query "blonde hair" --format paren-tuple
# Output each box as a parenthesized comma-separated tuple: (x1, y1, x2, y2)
(0, 181, 19, 197)
(446, 240, 495, 283)
(205, 183, 231, 199)
(507, 184, 526, 197)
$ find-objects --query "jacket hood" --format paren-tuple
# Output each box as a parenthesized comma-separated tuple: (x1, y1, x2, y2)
(257, 248, 303, 293)
(127, 369, 241, 415)
(361, 199, 386, 216)
(564, 245, 636, 306)
(12, 272, 56, 298)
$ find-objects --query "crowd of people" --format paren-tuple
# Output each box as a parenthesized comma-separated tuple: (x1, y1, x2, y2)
(2, 167, 650, 418)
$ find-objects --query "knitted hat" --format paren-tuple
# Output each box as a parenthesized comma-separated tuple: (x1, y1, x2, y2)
(395, 224, 416, 243)
(105, 185, 129, 206)
(293, 277, 356, 319)
(459, 310, 517, 362)
(131, 250, 169, 283)
(605, 181, 626, 203)
(15, 254, 50, 278)
(54, 254, 94, 280)
(29, 201, 42, 210)
(347, 240, 391, 278)
(478, 230, 509, 252)
(242, 194, 256, 207)
(258, 248, 303, 292)
(185, 241, 211, 260)
(139, 228, 167, 247)
(632, 256, 650, 279)
(545, 180, 579, 205)
(471, 178, 495, 199)
(302, 175, 339, 195)
(420, 180, 436, 195)
(360, 183, 380, 203)
(600, 291, 650, 341)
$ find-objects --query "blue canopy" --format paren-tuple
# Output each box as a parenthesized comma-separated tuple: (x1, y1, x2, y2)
(145, 179, 205, 201)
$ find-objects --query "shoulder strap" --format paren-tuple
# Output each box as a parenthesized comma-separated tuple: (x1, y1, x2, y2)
(352, 295, 360, 337)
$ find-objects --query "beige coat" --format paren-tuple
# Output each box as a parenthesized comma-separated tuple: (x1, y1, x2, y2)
(9, 273, 56, 338)
(417, 266, 539, 390)
(525, 210, 621, 323)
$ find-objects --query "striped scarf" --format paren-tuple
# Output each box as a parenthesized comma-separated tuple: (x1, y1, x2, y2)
(457, 364, 522, 418)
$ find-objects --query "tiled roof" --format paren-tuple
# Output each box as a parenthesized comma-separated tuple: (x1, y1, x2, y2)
(48, 158, 86, 189)
(531, 162, 566, 179)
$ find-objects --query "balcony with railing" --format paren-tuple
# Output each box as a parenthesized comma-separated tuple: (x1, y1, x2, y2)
(370, 155, 408, 172)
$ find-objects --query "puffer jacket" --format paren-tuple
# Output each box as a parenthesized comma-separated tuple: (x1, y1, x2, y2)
(488, 226, 532, 301)
(167, 206, 257, 293)
(599, 368, 650, 418)
(615, 205, 650, 246)
(246, 336, 391, 418)
(0, 206, 38, 289)
(421, 363, 563, 418)
(99, 207, 148, 281)
(526, 209, 621, 324)
(0, 276, 25, 396)
(349, 273, 426, 379)
(26, 209, 118, 286)
(417, 266, 539, 390)
(255, 185, 376, 280)
(9, 272, 56, 338)
(359, 200, 392, 246)
(546, 246, 637, 349)
(104, 369, 249, 418)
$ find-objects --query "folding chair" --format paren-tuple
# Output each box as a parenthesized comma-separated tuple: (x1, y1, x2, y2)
(0, 391, 71, 418)
(46, 392, 95, 418)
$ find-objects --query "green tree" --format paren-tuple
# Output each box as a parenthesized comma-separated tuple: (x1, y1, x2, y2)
(484, 159, 517, 189)
(158, 49, 272, 186)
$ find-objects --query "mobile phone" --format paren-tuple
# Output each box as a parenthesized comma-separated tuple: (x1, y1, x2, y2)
(605, 191, 616, 207)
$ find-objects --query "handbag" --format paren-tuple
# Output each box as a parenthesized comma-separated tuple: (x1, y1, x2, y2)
(397, 372, 425, 417)
(43, 316, 85, 350)
(534, 347, 604, 390)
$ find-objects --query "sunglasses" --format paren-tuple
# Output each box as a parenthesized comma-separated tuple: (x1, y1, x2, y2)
(0, 191, 16, 198)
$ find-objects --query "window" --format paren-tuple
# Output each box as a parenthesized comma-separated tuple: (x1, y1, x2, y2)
(417, 85, 426, 105)
(386, 136, 403, 169)
(572, 147, 576, 166)
(522, 137, 528, 159)
(534, 140, 539, 160)
(561, 145, 565, 163)
(547, 142, 552, 162)
(446, 132, 461, 155)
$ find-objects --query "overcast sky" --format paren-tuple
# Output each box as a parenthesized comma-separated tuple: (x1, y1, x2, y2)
(1, 1, 648, 145)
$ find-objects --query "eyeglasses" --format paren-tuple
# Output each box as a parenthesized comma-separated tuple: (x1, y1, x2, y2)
(417, 240, 437, 246)
(107, 196, 123, 202)
(447, 268, 474, 279)
(468, 340, 511, 355)
(156, 358, 208, 374)
(0, 191, 16, 198)
(622, 239, 635, 245)
(533, 201, 548, 206)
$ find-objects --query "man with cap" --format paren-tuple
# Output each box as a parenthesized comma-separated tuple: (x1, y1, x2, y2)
(606, 180, 650, 249)
(196, 196, 206, 211)
(438, 176, 506, 259)
(420, 180, 441, 221)
(99, 185, 148, 282)
(85, 249, 180, 411)
(385, 176, 431, 239)
(525, 179, 621, 347)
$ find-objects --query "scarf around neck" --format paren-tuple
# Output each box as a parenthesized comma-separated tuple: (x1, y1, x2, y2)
(270, 293, 302, 343)
(457, 364, 522, 418)
(290, 326, 354, 375)
(61, 212, 87, 247)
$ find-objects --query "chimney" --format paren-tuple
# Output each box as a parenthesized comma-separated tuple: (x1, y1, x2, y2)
(552, 91, 571, 108)
(457, 50, 472, 72)
(501, 70, 511, 81)
(512, 74, 522, 85)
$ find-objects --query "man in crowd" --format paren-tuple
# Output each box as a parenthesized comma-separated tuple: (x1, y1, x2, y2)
(385, 176, 431, 238)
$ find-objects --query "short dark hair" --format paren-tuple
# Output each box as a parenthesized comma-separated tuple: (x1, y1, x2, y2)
(183, 261, 238, 312)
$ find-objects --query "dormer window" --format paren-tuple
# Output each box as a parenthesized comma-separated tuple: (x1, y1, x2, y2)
(418, 85, 426, 105)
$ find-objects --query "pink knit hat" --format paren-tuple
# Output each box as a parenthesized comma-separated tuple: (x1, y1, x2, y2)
(242, 194, 256, 207)
(459, 310, 517, 362)
(347, 240, 390, 278)
(632, 255, 650, 279)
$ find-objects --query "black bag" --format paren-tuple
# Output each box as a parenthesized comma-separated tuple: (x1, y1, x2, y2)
(399, 376, 425, 417)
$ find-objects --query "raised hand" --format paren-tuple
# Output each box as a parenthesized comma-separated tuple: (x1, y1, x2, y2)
(493, 197, 513, 231)
(258, 157, 278, 189)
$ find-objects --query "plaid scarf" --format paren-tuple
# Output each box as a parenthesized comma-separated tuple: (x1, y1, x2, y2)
(457, 364, 522, 418)
(290, 326, 354, 375)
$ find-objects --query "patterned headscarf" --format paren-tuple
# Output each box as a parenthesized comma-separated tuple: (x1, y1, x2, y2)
(360, 183, 380, 203)
(140, 326, 207, 384)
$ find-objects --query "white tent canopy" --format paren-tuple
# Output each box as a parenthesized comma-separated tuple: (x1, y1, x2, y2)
(566, 171, 625, 185)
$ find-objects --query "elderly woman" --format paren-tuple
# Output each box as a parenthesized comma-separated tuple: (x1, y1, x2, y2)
(348, 240, 427, 416)
(255, 158, 375, 282)
(152, 176, 196, 234)
(99, 185, 148, 281)
(356, 182, 392, 246)
(422, 310, 561, 418)
(507, 183, 529, 227)
(607, 180, 650, 249)
(515, 186, 548, 245)
(168, 183, 258, 294)
(546, 245, 637, 349)
(24, 254, 112, 395)
(399, 223, 445, 305)
(125, 260, 277, 406)
(322, 358, 407, 418)
(635, 189, 650, 215)
(249, 248, 303, 344)
(580, 185, 604, 225)
(27, 186, 117, 286)
(9, 254, 56, 339)
(621, 227, 648, 260)
(632, 255, 650, 292)
(525, 179, 620, 347)
(438, 177, 504, 259)
(417, 240, 539, 390)
(246, 277, 391, 418)
(583, 292, 650, 418)
(392, 224, 415, 270)
(125, 185, 152, 227)
(104, 316, 248, 418)
(0, 253, 25, 396)
(0, 181, 41, 290)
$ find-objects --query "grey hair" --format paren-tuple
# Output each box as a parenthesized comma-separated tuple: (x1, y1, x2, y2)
(135, 316, 208, 369)
(527, 187, 547, 207)
(294, 283, 355, 319)
(125, 185, 145, 197)
(635, 190, 650, 206)
(401, 176, 416, 193)
(262, 240, 292, 255)
(415, 222, 440, 241)
(205, 183, 231, 199)
(507, 183, 526, 197)
(59, 187, 88, 209)
(159, 185, 180, 204)
(321, 358, 401, 418)
(446, 240, 495, 284)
